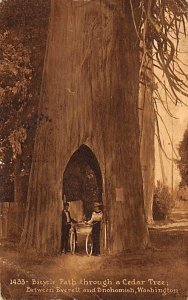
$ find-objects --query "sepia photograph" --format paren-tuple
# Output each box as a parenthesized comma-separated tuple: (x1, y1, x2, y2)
(0, 0, 188, 299)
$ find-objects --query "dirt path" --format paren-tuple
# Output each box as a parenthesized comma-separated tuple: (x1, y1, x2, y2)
(1, 208, 188, 300)
(149, 207, 188, 231)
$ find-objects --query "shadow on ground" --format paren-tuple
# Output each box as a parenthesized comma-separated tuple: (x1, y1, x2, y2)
(0, 208, 188, 300)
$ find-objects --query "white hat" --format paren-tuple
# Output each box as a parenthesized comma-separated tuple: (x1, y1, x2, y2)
(94, 202, 102, 208)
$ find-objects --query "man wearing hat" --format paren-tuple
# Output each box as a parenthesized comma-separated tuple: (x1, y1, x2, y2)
(61, 202, 77, 254)
(88, 202, 103, 256)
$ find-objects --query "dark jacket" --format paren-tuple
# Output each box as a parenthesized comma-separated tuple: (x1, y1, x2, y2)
(62, 210, 76, 227)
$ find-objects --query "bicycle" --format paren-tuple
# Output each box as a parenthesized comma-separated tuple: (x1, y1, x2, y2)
(68, 222, 93, 255)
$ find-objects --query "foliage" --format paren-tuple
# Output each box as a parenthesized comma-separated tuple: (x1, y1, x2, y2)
(153, 181, 174, 220)
(8, 127, 27, 159)
(0, 0, 49, 30)
(0, 0, 50, 201)
(134, 0, 188, 158)
(176, 127, 188, 186)
(64, 160, 99, 218)
(1, 0, 188, 204)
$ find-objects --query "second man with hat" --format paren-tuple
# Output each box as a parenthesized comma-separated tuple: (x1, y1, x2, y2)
(87, 202, 103, 256)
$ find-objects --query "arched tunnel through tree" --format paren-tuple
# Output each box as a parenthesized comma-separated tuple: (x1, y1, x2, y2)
(63, 145, 103, 219)
(20, 1, 149, 255)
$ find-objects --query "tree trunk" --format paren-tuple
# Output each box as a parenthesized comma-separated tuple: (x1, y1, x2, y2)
(139, 49, 155, 224)
(13, 155, 23, 237)
(21, 0, 149, 255)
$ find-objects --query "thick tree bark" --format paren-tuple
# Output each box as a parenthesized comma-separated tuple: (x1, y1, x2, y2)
(13, 155, 23, 237)
(139, 50, 155, 224)
(139, 84, 155, 224)
(21, 0, 149, 255)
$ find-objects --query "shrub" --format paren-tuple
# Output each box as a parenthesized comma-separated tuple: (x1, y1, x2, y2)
(153, 181, 174, 220)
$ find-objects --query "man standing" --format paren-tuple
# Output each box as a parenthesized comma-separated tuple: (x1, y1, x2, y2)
(88, 202, 103, 256)
(61, 202, 75, 254)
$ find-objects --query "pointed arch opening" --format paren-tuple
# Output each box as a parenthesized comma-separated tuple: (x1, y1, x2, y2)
(63, 145, 103, 219)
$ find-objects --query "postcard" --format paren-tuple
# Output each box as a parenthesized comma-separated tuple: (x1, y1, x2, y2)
(0, 1, 188, 299)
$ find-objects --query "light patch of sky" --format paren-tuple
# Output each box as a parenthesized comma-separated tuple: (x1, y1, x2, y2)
(155, 33, 188, 188)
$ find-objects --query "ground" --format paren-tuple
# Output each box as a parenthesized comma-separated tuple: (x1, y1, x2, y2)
(0, 207, 188, 300)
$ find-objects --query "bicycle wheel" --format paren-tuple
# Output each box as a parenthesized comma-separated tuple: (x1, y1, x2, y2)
(69, 231, 76, 254)
(86, 233, 93, 256)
